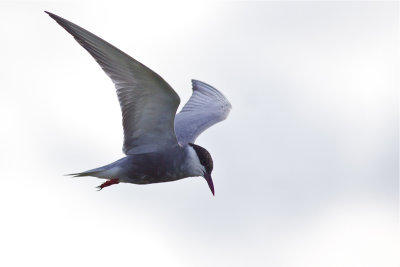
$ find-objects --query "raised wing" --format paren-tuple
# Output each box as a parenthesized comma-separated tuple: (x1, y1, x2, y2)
(174, 80, 231, 145)
(46, 12, 180, 154)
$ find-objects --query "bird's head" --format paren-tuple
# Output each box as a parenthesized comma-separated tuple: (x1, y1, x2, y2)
(189, 143, 214, 196)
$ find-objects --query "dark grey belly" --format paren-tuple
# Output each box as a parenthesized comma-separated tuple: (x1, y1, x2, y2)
(120, 152, 189, 185)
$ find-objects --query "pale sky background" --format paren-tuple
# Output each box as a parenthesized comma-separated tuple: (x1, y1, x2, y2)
(0, 1, 398, 267)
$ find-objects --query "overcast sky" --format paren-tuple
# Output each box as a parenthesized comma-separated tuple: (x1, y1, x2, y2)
(0, 1, 398, 267)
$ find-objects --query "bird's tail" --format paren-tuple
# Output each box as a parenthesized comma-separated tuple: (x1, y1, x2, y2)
(65, 165, 113, 178)
(65, 157, 126, 179)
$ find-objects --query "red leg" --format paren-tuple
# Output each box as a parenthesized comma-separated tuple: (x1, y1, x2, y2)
(96, 178, 120, 190)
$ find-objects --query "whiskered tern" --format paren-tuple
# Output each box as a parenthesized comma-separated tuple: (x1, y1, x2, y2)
(46, 11, 231, 195)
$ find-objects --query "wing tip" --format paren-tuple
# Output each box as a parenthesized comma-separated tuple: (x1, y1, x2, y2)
(190, 79, 232, 109)
(191, 79, 213, 89)
(45, 11, 70, 29)
(44, 10, 57, 19)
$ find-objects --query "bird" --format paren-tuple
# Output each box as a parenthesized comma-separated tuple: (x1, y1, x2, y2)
(45, 11, 232, 195)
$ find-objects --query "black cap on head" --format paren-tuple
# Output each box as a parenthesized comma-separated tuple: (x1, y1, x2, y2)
(189, 143, 214, 195)
(189, 143, 213, 174)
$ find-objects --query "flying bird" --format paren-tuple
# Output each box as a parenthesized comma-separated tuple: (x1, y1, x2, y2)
(46, 11, 232, 195)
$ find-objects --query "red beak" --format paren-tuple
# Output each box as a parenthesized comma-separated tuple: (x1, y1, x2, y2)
(204, 173, 215, 196)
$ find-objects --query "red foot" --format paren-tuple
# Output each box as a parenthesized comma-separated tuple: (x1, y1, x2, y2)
(97, 178, 120, 190)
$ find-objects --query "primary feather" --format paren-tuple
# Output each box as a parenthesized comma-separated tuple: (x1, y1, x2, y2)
(175, 80, 232, 145)
(46, 11, 180, 155)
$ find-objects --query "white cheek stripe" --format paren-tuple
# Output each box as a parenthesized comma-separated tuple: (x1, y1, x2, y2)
(187, 146, 206, 175)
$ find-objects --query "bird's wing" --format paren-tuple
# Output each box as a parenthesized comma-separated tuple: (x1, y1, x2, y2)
(174, 80, 232, 145)
(46, 12, 180, 154)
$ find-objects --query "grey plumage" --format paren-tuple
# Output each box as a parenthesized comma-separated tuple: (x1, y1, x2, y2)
(175, 80, 232, 145)
(46, 11, 231, 195)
